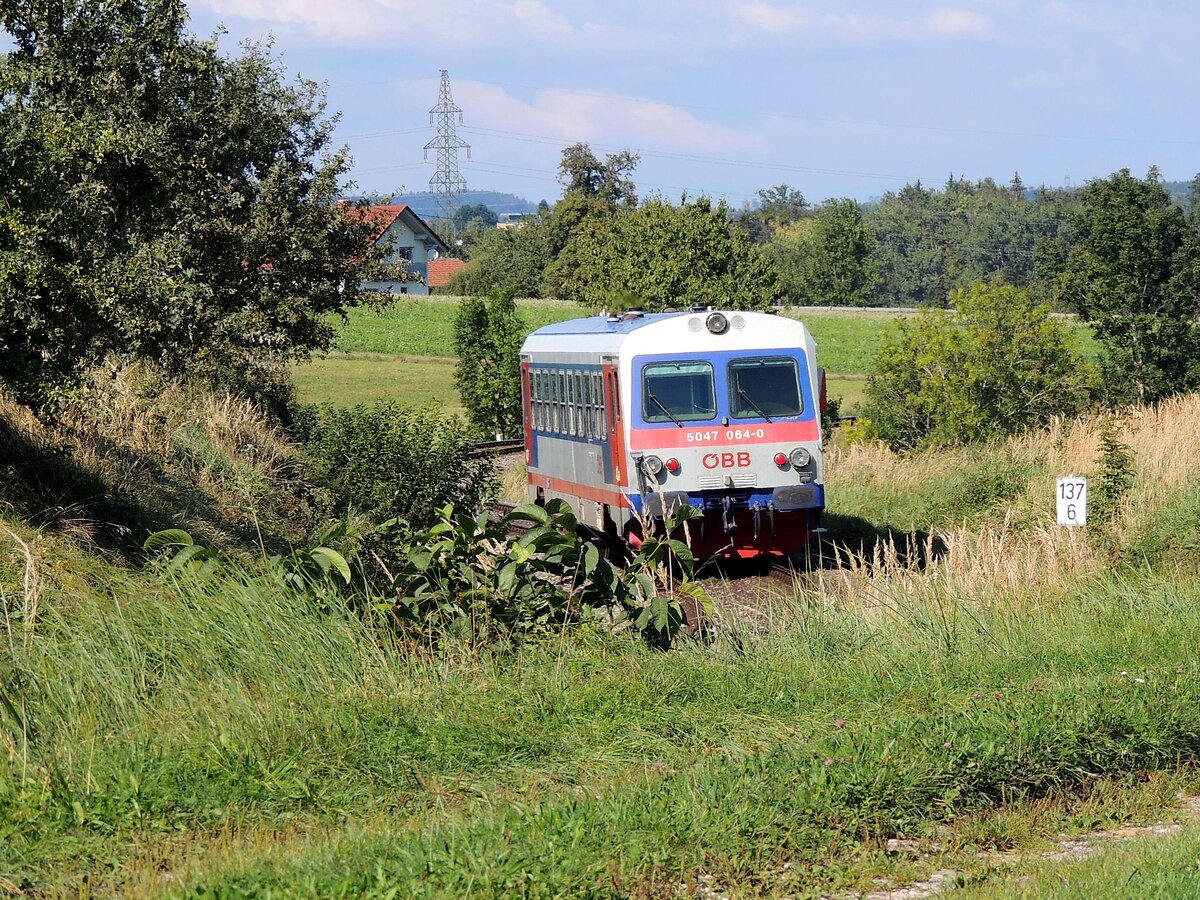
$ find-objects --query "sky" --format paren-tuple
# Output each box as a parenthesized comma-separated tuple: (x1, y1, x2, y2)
(186, 0, 1200, 208)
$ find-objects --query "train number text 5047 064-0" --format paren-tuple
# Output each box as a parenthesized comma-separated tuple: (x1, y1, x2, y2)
(685, 428, 766, 442)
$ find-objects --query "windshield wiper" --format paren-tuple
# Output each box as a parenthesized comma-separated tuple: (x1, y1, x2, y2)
(736, 386, 773, 422)
(647, 391, 685, 428)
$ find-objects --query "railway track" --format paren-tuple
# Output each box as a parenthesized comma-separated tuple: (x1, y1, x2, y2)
(468, 438, 525, 458)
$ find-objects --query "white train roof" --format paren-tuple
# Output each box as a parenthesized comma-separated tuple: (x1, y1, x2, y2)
(521, 309, 816, 358)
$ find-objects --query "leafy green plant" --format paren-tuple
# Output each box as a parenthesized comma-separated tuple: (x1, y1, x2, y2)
(863, 281, 1096, 451)
(268, 519, 356, 603)
(294, 400, 495, 531)
(377, 499, 710, 646)
(453, 289, 527, 439)
(143, 529, 220, 578)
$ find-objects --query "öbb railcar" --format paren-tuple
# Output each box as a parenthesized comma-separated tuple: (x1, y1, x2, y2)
(519, 307, 826, 559)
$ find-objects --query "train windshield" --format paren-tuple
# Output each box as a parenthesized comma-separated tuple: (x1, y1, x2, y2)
(642, 361, 716, 422)
(728, 357, 803, 419)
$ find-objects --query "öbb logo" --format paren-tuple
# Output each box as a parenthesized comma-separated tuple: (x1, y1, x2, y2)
(702, 452, 751, 469)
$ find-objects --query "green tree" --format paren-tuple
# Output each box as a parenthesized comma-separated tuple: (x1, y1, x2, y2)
(1056, 169, 1200, 404)
(453, 202, 498, 231)
(548, 196, 779, 311)
(739, 183, 809, 243)
(0, 0, 377, 405)
(863, 281, 1094, 451)
(540, 143, 640, 297)
(785, 198, 875, 305)
(449, 219, 552, 299)
(453, 289, 527, 438)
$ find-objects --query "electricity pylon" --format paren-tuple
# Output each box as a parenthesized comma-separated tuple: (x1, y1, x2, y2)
(424, 69, 471, 234)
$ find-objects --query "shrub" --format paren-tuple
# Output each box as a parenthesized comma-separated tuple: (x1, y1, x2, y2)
(453, 290, 526, 439)
(863, 280, 1096, 451)
(295, 401, 496, 530)
(376, 500, 709, 647)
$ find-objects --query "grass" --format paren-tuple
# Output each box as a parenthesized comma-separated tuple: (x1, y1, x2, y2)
(6, 354, 1198, 895)
(332, 296, 583, 358)
(959, 822, 1200, 898)
(6, 542, 1200, 896)
(293, 352, 462, 413)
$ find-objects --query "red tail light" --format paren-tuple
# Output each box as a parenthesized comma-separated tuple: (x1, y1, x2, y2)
(774, 452, 788, 466)
(666, 457, 681, 474)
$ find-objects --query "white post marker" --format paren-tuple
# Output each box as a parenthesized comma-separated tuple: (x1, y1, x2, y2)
(1056, 475, 1088, 526)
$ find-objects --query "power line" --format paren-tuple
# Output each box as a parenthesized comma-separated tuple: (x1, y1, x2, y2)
(459, 125, 919, 183)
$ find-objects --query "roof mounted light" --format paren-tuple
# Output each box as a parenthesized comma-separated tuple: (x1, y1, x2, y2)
(705, 312, 729, 335)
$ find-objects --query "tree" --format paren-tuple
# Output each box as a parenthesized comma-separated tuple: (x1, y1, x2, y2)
(1186, 172, 1200, 227)
(547, 196, 779, 311)
(556, 142, 639, 208)
(539, 144, 640, 300)
(863, 281, 1094, 451)
(453, 202, 498, 231)
(739, 184, 809, 243)
(453, 289, 526, 438)
(449, 219, 552, 298)
(782, 198, 875, 306)
(0, 0, 377, 405)
(1056, 169, 1200, 404)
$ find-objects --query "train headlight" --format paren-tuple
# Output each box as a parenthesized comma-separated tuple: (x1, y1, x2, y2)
(789, 447, 811, 468)
(705, 312, 729, 335)
(642, 455, 664, 476)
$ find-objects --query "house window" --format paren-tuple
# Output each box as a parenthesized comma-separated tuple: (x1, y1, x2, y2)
(394, 247, 413, 261)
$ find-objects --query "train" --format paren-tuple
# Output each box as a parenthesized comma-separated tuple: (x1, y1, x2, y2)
(519, 305, 826, 559)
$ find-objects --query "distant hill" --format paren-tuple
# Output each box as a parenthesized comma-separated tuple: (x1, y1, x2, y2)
(382, 190, 539, 218)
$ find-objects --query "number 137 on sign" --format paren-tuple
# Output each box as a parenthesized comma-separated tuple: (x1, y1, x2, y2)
(1056, 476, 1087, 526)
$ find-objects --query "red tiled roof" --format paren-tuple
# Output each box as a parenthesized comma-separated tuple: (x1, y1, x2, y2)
(428, 257, 467, 288)
(343, 204, 410, 243)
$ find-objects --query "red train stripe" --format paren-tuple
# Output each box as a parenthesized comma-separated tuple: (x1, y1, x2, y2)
(526, 472, 631, 508)
(631, 419, 820, 450)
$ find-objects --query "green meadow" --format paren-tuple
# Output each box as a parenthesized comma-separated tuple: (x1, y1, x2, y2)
(294, 299, 1096, 415)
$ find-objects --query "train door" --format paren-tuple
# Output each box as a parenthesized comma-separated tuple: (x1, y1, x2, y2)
(602, 358, 627, 487)
(520, 361, 534, 467)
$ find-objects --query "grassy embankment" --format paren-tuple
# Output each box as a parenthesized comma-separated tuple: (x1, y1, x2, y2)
(3, 373, 1199, 895)
(296, 300, 1082, 414)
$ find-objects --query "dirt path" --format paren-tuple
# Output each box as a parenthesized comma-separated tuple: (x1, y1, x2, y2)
(854, 794, 1200, 899)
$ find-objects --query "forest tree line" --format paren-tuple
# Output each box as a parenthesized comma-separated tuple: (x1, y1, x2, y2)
(450, 147, 1200, 313)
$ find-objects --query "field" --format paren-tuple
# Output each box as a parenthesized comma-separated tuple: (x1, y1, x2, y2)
(294, 301, 919, 413)
(295, 300, 1096, 416)
(4, 378, 1200, 895)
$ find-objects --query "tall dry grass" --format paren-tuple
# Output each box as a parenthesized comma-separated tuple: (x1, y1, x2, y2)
(815, 393, 1200, 608)
(0, 362, 317, 550)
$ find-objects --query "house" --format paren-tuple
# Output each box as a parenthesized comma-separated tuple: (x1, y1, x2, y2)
(427, 257, 467, 292)
(496, 212, 530, 229)
(356, 205, 450, 296)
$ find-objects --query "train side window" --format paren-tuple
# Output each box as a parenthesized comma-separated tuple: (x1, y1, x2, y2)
(566, 372, 575, 436)
(592, 372, 602, 439)
(557, 372, 565, 433)
(566, 373, 574, 436)
(535, 370, 544, 431)
(577, 372, 587, 438)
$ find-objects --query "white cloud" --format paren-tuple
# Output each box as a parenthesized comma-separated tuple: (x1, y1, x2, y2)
(197, 0, 582, 44)
(730, 3, 997, 41)
(411, 78, 768, 156)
